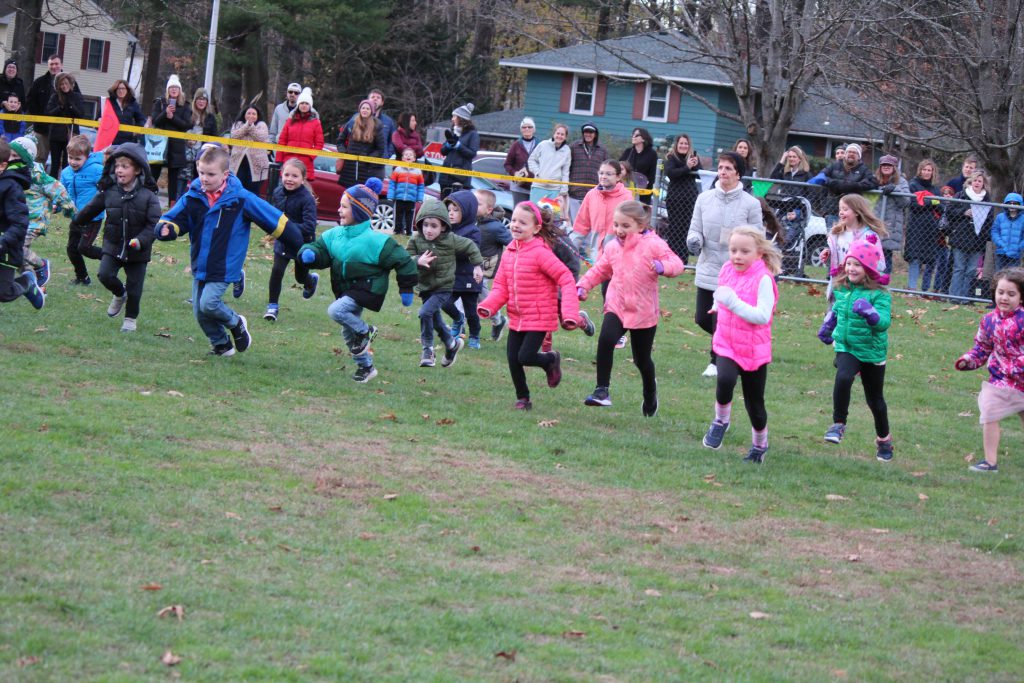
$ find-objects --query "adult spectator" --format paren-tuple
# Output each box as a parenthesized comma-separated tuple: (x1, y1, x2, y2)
(44, 72, 84, 174)
(566, 123, 607, 225)
(0, 59, 25, 103)
(391, 111, 424, 159)
(821, 142, 877, 229)
(874, 155, 911, 275)
(947, 171, 993, 299)
(504, 116, 538, 205)
(27, 54, 79, 162)
(230, 105, 270, 194)
(769, 146, 812, 249)
(275, 87, 323, 180)
(150, 74, 192, 206)
(269, 82, 301, 144)
(439, 102, 478, 197)
(619, 127, 657, 205)
(108, 79, 145, 145)
(336, 99, 384, 188)
(733, 138, 756, 176)
(945, 155, 979, 195)
(663, 133, 704, 261)
(686, 151, 763, 378)
(527, 123, 571, 204)
(367, 89, 396, 159)
(905, 159, 942, 291)
(833, 144, 847, 164)
(186, 87, 218, 188)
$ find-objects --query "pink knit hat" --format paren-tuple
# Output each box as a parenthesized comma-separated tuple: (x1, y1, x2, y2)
(844, 236, 886, 283)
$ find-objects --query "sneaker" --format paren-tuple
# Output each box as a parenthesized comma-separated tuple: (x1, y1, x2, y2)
(230, 314, 251, 353)
(71, 276, 91, 286)
(615, 334, 627, 349)
(420, 347, 436, 367)
(579, 310, 596, 337)
(352, 365, 378, 383)
(441, 337, 464, 367)
(450, 316, 465, 339)
(349, 325, 378, 356)
(35, 258, 50, 287)
(491, 314, 507, 342)
(876, 438, 894, 462)
(701, 362, 718, 378)
(467, 336, 481, 349)
(585, 386, 612, 406)
(22, 270, 45, 310)
(209, 341, 236, 357)
(744, 445, 768, 464)
(702, 420, 730, 450)
(514, 398, 533, 410)
(545, 351, 562, 388)
(233, 269, 245, 298)
(264, 303, 279, 322)
(642, 385, 658, 418)
(541, 332, 553, 353)
(969, 460, 999, 472)
(824, 423, 846, 444)
(303, 272, 319, 299)
(107, 293, 127, 317)
(121, 317, 137, 332)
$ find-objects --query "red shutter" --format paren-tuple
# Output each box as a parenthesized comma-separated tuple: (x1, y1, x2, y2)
(632, 83, 646, 119)
(668, 85, 681, 124)
(80, 38, 89, 70)
(58, 34, 66, 61)
(595, 77, 607, 116)
(558, 73, 572, 113)
(101, 41, 110, 72)
(35, 33, 43, 63)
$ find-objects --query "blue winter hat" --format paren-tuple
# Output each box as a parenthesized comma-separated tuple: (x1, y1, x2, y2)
(345, 176, 383, 223)
(1003, 192, 1022, 205)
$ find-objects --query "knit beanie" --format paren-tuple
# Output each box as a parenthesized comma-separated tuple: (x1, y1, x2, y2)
(844, 236, 884, 281)
(845, 143, 863, 157)
(452, 102, 474, 121)
(297, 87, 314, 108)
(359, 98, 375, 115)
(3, 58, 16, 72)
(345, 176, 382, 223)
(10, 135, 36, 164)
(166, 74, 182, 94)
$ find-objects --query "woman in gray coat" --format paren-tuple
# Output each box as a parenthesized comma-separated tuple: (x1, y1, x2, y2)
(874, 155, 910, 275)
(687, 151, 764, 377)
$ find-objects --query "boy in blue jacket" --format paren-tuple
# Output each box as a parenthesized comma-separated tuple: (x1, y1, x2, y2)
(156, 145, 304, 356)
(60, 135, 106, 284)
(992, 193, 1024, 272)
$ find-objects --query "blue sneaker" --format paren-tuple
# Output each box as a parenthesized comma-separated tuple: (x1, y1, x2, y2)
(579, 310, 596, 337)
(876, 438, 894, 462)
(233, 269, 245, 298)
(744, 445, 768, 464)
(35, 258, 50, 287)
(450, 316, 465, 339)
(263, 303, 279, 321)
(584, 386, 612, 406)
(702, 420, 729, 450)
(303, 272, 319, 299)
(824, 423, 846, 444)
(467, 336, 481, 349)
(22, 270, 45, 310)
(969, 460, 998, 472)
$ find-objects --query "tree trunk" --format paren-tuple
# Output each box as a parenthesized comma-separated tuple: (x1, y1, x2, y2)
(11, 0, 43, 83)
(141, 26, 164, 115)
(468, 0, 498, 111)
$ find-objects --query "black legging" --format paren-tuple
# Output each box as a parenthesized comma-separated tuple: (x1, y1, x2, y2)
(267, 252, 313, 305)
(715, 356, 768, 431)
(395, 200, 416, 235)
(596, 312, 657, 396)
(67, 220, 102, 280)
(443, 291, 481, 337)
(97, 254, 148, 319)
(695, 286, 717, 363)
(506, 329, 557, 400)
(833, 352, 889, 437)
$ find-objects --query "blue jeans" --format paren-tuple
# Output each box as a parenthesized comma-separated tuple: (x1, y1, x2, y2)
(327, 296, 372, 368)
(419, 290, 455, 349)
(193, 280, 238, 346)
(906, 260, 934, 292)
(950, 249, 983, 299)
(933, 247, 951, 293)
(995, 254, 1021, 272)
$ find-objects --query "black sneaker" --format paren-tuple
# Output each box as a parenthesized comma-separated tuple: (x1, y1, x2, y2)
(420, 347, 435, 367)
(209, 341, 236, 357)
(642, 388, 658, 418)
(441, 337, 464, 367)
(585, 386, 612, 406)
(744, 445, 768, 464)
(876, 438, 894, 462)
(352, 365, 378, 383)
(579, 310, 596, 337)
(233, 269, 245, 298)
(702, 420, 729, 450)
(491, 314, 507, 342)
(969, 460, 998, 472)
(349, 325, 378, 355)
(71, 276, 91, 286)
(230, 315, 251, 353)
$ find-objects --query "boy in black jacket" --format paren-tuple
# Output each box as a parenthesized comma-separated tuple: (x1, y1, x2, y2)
(0, 139, 44, 309)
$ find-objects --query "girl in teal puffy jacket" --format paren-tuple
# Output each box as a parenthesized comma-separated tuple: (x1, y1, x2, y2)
(817, 235, 894, 462)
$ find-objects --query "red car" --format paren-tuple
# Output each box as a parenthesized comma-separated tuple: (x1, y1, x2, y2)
(309, 144, 394, 228)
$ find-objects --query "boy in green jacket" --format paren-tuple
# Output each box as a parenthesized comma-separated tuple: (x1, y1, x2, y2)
(406, 197, 483, 368)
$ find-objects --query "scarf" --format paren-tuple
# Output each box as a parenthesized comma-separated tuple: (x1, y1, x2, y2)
(965, 187, 990, 235)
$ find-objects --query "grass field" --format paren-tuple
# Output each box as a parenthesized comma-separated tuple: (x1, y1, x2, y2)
(1, 220, 1022, 681)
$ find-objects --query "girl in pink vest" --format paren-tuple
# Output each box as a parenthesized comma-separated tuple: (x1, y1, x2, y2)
(701, 226, 782, 463)
(577, 200, 684, 416)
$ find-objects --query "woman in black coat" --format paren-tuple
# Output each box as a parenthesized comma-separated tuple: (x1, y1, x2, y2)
(108, 79, 145, 145)
(0, 59, 25, 103)
(336, 99, 384, 188)
(45, 72, 85, 174)
(663, 133, 703, 261)
(150, 75, 192, 206)
(905, 159, 942, 291)
(619, 127, 657, 205)
(769, 146, 812, 249)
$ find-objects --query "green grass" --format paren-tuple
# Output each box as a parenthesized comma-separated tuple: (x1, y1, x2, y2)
(2, 219, 1022, 681)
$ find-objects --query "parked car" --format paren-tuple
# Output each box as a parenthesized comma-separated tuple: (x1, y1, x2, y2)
(309, 144, 394, 229)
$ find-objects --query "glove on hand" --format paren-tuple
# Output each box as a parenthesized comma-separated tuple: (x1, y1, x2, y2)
(881, 184, 896, 195)
(954, 356, 971, 371)
(400, 292, 414, 306)
(852, 298, 880, 325)
(576, 286, 587, 301)
(299, 249, 316, 264)
(444, 129, 459, 145)
(652, 259, 664, 275)
(818, 311, 837, 344)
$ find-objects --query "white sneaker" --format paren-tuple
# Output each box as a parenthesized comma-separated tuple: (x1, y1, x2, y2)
(121, 317, 137, 332)
(702, 362, 718, 378)
(107, 293, 127, 317)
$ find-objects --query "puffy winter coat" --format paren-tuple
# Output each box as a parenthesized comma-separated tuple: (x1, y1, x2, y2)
(821, 160, 878, 215)
(270, 183, 317, 259)
(45, 89, 85, 144)
(528, 139, 571, 193)
(571, 183, 634, 251)
(945, 190, 993, 254)
(905, 177, 941, 263)
(337, 118, 384, 187)
(60, 152, 106, 219)
(713, 259, 777, 371)
(151, 98, 193, 168)
(387, 168, 425, 203)
(577, 230, 684, 329)
(878, 176, 911, 251)
(831, 284, 891, 364)
(0, 165, 30, 267)
(990, 194, 1024, 259)
(299, 220, 418, 311)
(275, 110, 324, 180)
(230, 120, 271, 182)
(478, 236, 580, 332)
(504, 137, 538, 194)
(405, 231, 482, 292)
(440, 126, 479, 190)
(687, 184, 764, 290)
(110, 98, 146, 145)
(444, 190, 482, 292)
(958, 306, 1024, 393)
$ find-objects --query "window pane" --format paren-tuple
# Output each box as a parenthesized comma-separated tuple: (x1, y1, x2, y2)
(647, 100, 666, 119)
(42, 33, 59, 61)
(573, 77, 594, 112)
(650, 82, 668, 100)
(87, 40, 104, 70)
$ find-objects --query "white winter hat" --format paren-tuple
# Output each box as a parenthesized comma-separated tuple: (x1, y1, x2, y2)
(452, 102, 474, 121)
(845, 143, 863, 157)
(297, 87, 314, 107)
(166, 74, 182, 94)
(11, 135, 37, 161)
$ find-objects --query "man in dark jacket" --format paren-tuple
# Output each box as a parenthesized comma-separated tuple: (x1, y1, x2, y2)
(567, 123, 607, 227)
(26, 55, 79, 163)
(944, 155, 979, 195)
(821, 142, 878, 228)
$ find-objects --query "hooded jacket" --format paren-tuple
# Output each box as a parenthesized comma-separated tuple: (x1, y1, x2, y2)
(821, 159, 878, 215)
(405, 199, 482, 293)
(270, 182, 317, 258)
(528, 137, 571, 193)
(687, 184, 764, 290)
(444, 190, 482, 292)
(567, 124, 608, 200)
(571, 182, 633, 250)
(71, 143, 160, 263)
(0, 164, 31, 267)
(337, 116, 385, 187)
(60, 151, 106, 220)
(275, 110, 324, 180)
(991, 193, 1024, 259)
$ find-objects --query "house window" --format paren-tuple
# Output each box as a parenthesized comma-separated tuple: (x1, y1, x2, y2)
(39, 32, 61, 63)
(644, 82, 669, 122)
(85, 39, 106, 71)
(571, 75, 595, 115)
(80, 97, 99, 119)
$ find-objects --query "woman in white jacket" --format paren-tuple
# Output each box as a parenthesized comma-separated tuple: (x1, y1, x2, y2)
(528, 123, 571, 205)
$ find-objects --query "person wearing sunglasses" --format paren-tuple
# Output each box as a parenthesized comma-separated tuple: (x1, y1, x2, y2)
(269, 82, 302, 144)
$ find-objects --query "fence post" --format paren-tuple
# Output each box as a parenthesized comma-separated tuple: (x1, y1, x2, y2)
(651, 159, 664, 217)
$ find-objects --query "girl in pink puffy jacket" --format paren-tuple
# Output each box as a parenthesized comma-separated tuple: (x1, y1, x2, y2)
(701, 226, 782, 464)
(478, 202, 581, 411)
(576, 201, 684, 417)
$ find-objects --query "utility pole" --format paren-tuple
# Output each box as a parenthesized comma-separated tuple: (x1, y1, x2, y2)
(203, 0, 221, 92)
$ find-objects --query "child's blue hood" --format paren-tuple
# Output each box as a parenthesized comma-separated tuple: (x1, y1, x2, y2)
(1004, 192, 1023, 205)
(444, 190, 478, 230)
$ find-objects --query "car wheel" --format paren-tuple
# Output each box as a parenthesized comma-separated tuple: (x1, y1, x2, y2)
(806, 236, 828, 268)
(372, 203, 395, 232)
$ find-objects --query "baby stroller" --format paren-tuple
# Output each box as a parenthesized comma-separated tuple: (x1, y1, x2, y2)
(765, 192, 810, 278)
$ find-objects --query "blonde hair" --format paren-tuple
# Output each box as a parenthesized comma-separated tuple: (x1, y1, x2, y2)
(614, 199, 652, 227)
(66, 134, 92, 157)
(833, 268, 886, 291)
(473, 189, 496, 211)
(832, 194, 888, 237)
(281, 157, 314, 195)
(785, 146, 810, 173)
(965, 170, 987, 190)
(730, 226, 781, 275)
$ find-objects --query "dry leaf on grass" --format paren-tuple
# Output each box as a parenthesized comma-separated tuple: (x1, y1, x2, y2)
(166, 390, 184, 398)
(267, 506, 283, 513)
(224, 511, 242, 520)
(918, 493, 929, 501)
(846, 554, 862, 562)
(382, 493, 398, 501)
(378, 412, 397, 421)
(358, 532, 376, 540)
(870, 528, 889, 534)
(644, 588, 662, 597)
(538, 419, 559, 428)
(140, 583, 163, 591)
(436, 417, 455, 426)
(278, 543, 298, 553)
(652, 521, 679, 534)
(749, 611, 770, 620)
(37, 423, 48, 432)
(703, 473, 717, 483)
(958, 411, 973, 417)
(910, 471, 928, 477)
(988, 518, 998, 526)
(562, 630, 586, 639)
(470, 545, 481, 553)
(494, 650, 517, 661)
(825, 494, 849, 501)
(157, 605, 185, 620)
(964, 453, 976, 463)
(16, 656, 41, 667)
(161, 650, 182, 666)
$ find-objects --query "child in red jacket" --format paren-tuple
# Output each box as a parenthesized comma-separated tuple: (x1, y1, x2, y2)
(478, 201, 580, 410)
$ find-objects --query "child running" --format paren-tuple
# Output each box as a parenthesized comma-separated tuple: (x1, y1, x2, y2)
(386, 147, 424, 236)
(478, 201, 581, 410)
(820, 194, 889, 299)
(442, 190, 485, 348)
(0, 138, 45, 310)
(60, 134, 105, 285)
(473, 189, 512, 341)
(817, 236, 894, 461)
(265, 157, 319, 322)
(700, 226, 781, 463)
(299, 177, 418, 382)
(68, 142, 160, 332)
(570, 159, 633, 264)
(576, 200, 683, 416)
(955, 267, 1024, 472)
(10, 136, 73, 286)
(405, 197, 482, 368)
